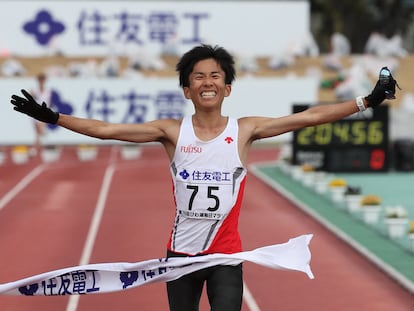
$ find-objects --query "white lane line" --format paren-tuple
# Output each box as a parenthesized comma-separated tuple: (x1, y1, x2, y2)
(66, 146, 118, 311)
(0, 165, 45, 211)
(65, 163, 115, 311)
(243, 281, 262, 311)
(81, 164, 115, 265)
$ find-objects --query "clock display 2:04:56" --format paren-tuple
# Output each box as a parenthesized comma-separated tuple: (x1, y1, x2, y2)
(295, 120, 385, 146)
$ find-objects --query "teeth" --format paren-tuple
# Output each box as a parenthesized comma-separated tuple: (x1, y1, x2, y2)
(202, 91, 216, 97)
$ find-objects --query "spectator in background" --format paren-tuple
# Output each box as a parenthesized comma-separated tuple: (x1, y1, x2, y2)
(161, 32, 180, 57)
(1, 56, 25, 77)
(268, 31, 319, 70)
(323, 32, 351, 72)
(364, 32, 408, 58)
(331, 32, 351, 56)
(291, 31, 320, 58)
(98, 55, 120, 77)
(334, 64, 372, 102)
(29, 73, 52, 155)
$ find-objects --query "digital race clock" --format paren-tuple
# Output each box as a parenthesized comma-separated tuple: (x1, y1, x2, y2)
(292, 104, 389, 172)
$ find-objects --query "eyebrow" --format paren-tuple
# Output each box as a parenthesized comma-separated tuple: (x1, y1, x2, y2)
(192, 71, 222, 76)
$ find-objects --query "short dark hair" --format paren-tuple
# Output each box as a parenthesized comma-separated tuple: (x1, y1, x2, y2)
(37, 72, 46, 81)
(176, 44, 236, 88)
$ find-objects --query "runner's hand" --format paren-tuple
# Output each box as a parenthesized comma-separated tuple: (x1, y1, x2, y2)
(365, 67, 400, 108)
(11, 89, 59, 124)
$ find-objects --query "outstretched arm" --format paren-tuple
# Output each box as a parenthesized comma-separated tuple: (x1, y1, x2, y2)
(10, 89, 180, 145)
(245, 98, 360, 140)
(56, 113, 176, 143)
(243, 66, 399, 141)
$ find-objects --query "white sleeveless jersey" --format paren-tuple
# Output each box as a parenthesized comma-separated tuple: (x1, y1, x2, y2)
(168, 116, 247, 255)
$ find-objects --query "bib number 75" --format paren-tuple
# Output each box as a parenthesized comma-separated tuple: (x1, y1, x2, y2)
(187, 185, 220, 211)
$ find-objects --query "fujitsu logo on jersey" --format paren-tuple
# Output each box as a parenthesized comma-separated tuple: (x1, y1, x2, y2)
(180, 144, 202, 153)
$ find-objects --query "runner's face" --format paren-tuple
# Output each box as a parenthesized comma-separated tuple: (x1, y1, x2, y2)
(183, 58, 231, 110)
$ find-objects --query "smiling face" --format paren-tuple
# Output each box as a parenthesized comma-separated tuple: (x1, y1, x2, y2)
(183, 58, 232, 112)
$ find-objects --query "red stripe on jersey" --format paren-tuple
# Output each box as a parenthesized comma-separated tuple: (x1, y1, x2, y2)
(200, 176, 246, 255)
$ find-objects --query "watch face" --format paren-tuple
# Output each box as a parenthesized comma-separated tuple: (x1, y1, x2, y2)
(292, 104, 389, 172)
(379, 67, 391, 85)
(379, 67, 396, 99)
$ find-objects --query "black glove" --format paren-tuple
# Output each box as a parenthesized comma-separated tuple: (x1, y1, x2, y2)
(364, 66, 400, 108)
(11, 89, 59, 124)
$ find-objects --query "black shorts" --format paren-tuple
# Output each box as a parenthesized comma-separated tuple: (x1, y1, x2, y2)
(166, 250, 243, 311)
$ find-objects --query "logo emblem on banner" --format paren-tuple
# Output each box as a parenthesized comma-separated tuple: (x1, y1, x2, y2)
(47, 91, 74, 130)
(23, 10, 65, 45)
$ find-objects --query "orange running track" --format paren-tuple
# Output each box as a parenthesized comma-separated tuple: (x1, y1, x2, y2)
(0, 145, 413, 311)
